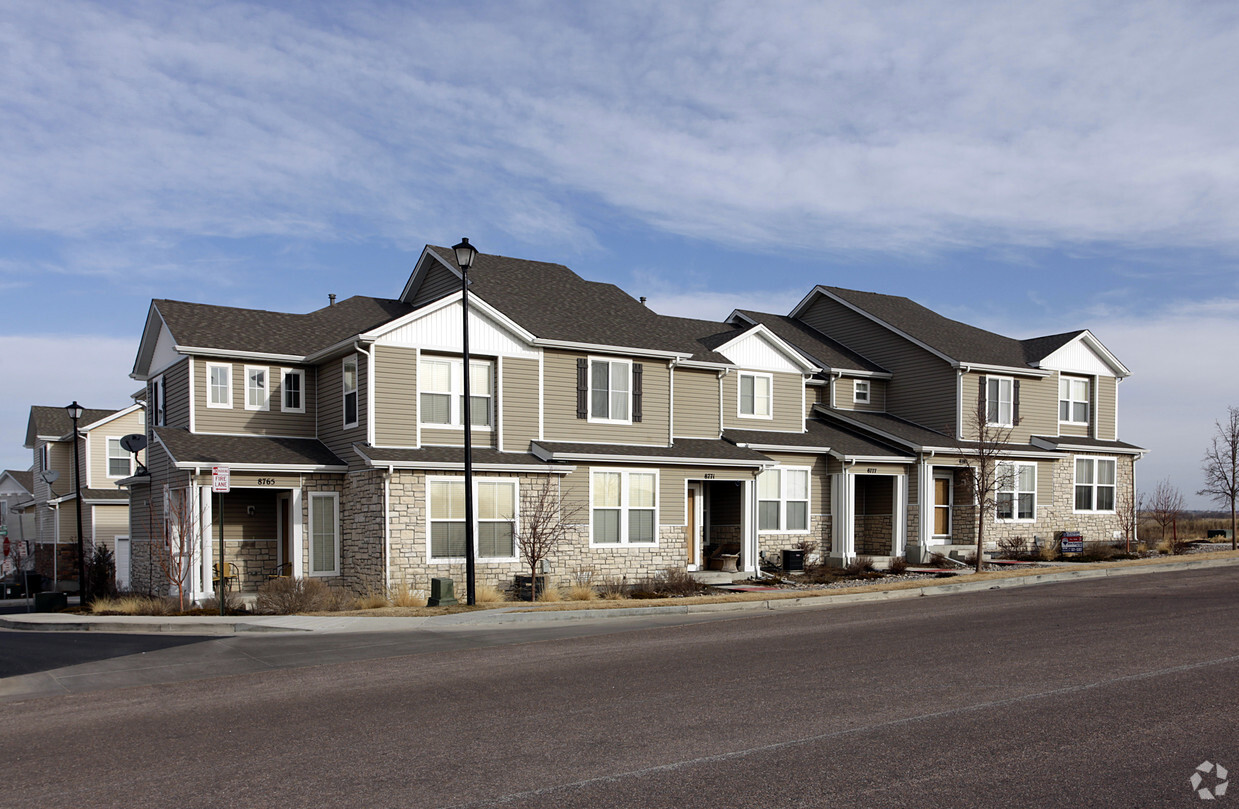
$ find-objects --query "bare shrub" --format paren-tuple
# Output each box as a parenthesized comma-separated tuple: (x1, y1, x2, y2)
(631, 568, 709, 598)
(928, 552, 952, 568)
(1145, 479, 1186, 552)
(256, 577, 336, 614)
(844, 556, 876, 576)
(886, 555, 909, 574)
(568, 565, 596, 587)
(995, 535, 1028, 559)
(598, 576, 628, 600)
(794, 538, 819, 565)
(200, 591, 244, 615)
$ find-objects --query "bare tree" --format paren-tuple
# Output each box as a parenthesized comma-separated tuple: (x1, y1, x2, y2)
(952, 394, 1015, 573)
(1145, 478, 1185, 553)
(1198, 406, 1239, 551)
(514, 476, 582, 601)
(149, 485, 200, 611)
(1115, 485, 1142, 554)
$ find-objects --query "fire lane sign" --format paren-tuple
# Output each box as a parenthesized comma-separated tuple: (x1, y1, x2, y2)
(212, 466, 231, 493)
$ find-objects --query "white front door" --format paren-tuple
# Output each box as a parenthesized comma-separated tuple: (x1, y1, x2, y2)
(114, 535, 130, 590)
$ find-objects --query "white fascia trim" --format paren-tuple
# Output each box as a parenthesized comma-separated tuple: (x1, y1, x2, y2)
(354, 446, 574, 474)
(190, 430, 321, 440)
(676, 359, 734, 371)
(1029, 436, 1146, 455)
(172, 461, 348, 473)
(398, 245, 461, 303)
(363, 288, 538, 345)
(79, 403, 145, 433)
(829, 452, 916, 464)
(921, 445, 1067, 460)
(181, 346, 307, 364)
(130, 303, 168, 379)
(734, 443, 832, 454)
(712, 324, 821, 374)
(964, 362, 1052, 378)
(534, 338, 690, 361)
(531, 446, 772, 468)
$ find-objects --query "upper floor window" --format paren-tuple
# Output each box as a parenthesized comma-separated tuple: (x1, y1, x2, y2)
(996, 462, 1035, 521)
(985, 376, 1014, 427)
(152, 376, 166, 427)
(419, 357, 492, 428)
(207, 363, 232, 408)
(106, 437, 132, 478)
(739, 372, 772, 418)
(853, 379, 870, 404)
(1075, 457, 1116, 512)
(1059, 377, 1090, 424)
(40, 443, 50, 472)
(342, 355, 358, 428)
(245, 366, 269, 411)
(591, 469, 657, 545)
(428, 478, 517, 560)
(590, 359, 631, 422)
(757, 467, 809, 532)
(282, 368, 305, 414)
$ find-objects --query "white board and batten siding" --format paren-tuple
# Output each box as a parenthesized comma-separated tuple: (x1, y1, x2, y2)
(376, 300, 538, 360)
(716, 331, 805, 374)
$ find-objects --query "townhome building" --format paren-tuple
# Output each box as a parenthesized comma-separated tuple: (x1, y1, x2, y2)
(24, 404, 146, 589)
(0, 469, 35, 576)
(123, 245, 1142, 600)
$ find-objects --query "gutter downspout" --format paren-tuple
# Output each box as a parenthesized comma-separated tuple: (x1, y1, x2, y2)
(956, 365, 970, 437)
(355, 342, 375, 448)
(830, 371, 842, 409)
(717, 368, 731, 438)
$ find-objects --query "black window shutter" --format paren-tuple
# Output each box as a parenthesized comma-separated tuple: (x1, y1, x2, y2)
(576, 358, 588, 419)
(1013, 379, 1022, 425)
(977, 374, 987, 422)
(633, 363, 643, 423)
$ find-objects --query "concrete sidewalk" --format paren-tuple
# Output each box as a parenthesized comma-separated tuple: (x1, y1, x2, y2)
(3, 554, 1237, 636)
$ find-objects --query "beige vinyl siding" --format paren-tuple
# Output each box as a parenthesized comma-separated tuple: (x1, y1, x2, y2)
(216, 489, 277, 540)
(673, 367, 721, 438)
(799, 295, 956, 433)
(1096, 376, 1117, 440)
(159, 357, 191, 429)
(193, 360, 316, 437)
(88, 410, 147, 488)
(833, 377, 887, 412)
(1037, 459, 1051, 517)
(542, 350, 671, 445)
(658, 465, 756, 525)
(410, 261, 461, 307)
(805, 384, 827, 418)
(420, 427, 497, 448)
(91, 504, 130, 552)
(317, 353, 368, 470)
(374, 345, 417, 446)
(502, 357, 540, 452)
(760, 452, 831, 516)
(59, 501, 83, 544)
(722, 370, 804, 433)
(961, 371, 1055, 444)
(848, 462, 907, 477)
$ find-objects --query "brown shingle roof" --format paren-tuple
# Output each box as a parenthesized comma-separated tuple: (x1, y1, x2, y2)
(26, 405, 121, 447)
(2, 470, 33, 493)
(532, 439, 772, 465)
(724, 419, 910, 459)
(734, 310, 887, 374)
(154, 428, 346, 469)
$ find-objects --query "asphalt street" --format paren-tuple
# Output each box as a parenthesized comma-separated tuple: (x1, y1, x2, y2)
(3, 566, 1238, 808)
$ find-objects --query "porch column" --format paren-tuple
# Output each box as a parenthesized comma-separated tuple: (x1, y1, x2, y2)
(199, 485, 214, 601)
(742, 479, 757, 573)
(290, 487, 303, 579)
(891, 474, 907, 558)
(830, 472, 855, 565)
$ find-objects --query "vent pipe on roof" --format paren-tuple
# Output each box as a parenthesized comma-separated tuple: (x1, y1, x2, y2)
(329, 294, 336, 306)
(640, 297, 647, 306)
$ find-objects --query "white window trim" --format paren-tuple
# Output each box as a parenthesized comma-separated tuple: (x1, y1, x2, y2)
(986, 375, 1014, 428)
(737, 371, 774, 420)
(40, 443, 50, 473)
(426, 476, 520, 563)
(995, 461, 1036, 523)
(932, 472, 953, 538)
(153, 375, 166, 427)
(105, 435, 133, 479)
(308, 491, 340, 576)
(417, 357, 494, 431)
(281, 367, 306, 414)
(206, 363, 233, 409)
(342, 355, 359, 430)
(1059, 376, 1090, 425)
(587, 357, 633, 425)
(757, 465, 811, 534)
(853, 379, 870, 404)
(588, 467, 659, 547)
(244, 365, 270, 412)
(1073, 455, 1118, 514)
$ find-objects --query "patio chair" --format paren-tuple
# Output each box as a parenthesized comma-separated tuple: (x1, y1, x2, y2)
(265, 562, 292, 581)
(212, 562, 239, 591)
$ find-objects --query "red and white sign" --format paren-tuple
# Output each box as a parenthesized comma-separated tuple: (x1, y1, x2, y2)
(212, 466, 231, 493)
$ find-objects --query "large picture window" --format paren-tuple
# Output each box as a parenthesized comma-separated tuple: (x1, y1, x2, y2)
(757, 467, 809, 532)
(309, 492, 340, 575)
(996, 462, 1036, 521)
(342, 355, 358, 428)
(591, 469, 656, 544)
(739, 372, 772, 418)
(207, 363, 232, 408)
(1075, 457, 1116, 512)
(419, 357, 492, 428)
(589, 359, 631, 422)
(1059, 377, 1090, 424)
(428, 478, 518, 560)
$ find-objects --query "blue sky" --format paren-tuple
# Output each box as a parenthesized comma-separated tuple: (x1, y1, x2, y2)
(3, 1, 1238, 506)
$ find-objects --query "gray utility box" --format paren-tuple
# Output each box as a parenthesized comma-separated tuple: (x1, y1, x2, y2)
(427, 577, 458, 607)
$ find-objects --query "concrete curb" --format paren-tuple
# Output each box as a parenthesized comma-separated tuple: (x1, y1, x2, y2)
(2, 555, 1236, 634)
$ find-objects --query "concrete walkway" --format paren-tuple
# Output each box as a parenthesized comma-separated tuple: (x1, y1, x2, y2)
(3, 554, 1237, 636)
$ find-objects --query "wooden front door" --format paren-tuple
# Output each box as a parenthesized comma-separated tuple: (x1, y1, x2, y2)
(933, 476, 952, 537)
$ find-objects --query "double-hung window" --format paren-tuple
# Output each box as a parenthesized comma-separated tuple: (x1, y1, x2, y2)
(342, 355, 358, 428)
(1059, 377, 1090, 424)
(282, 368, 305, 413)
(590, 359, 631, 422)
(986, 377, 1014, 427)
(591, 469, 657, 544)
(245, 366, 269, 411)
(428, 478, 518, 560)
(1075, 457, 1116, 511)
(996, 462, 1036, 521)
(106, 437, 131, 478)
(739, 372, 772, 418)
(206, 363, 232, 408)
(853, 379, 870, 404)
(419, 357, 492, 428)
(309, 492, 340, 575)
(757, 467, 810, 532)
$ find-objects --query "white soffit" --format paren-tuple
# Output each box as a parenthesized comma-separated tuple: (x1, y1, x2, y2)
(717, 330, 806, 374)
(149, 323, 182, 376)
(375, 299, 537, 359)
(1040, 335, 1124, 377)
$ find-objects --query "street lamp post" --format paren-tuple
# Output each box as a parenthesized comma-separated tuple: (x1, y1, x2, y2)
(453, 237, 478, 606)
(65, 401, 87, 605)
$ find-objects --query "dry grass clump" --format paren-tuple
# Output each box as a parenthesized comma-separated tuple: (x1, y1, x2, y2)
(567, 583, 598, 601)
(354, 590, 391, 610)
(256, 577, 351, 614)
(390, 578, 426, 608)
(475, 583, 507, 603)
(89, 595, 178, 615)
(598, 576, 628, 600)
(535, 586, 563, 602)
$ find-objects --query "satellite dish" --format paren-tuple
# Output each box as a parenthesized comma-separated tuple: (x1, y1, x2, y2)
(39, 469, 59, 484)
(120, 433, 148, 453)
